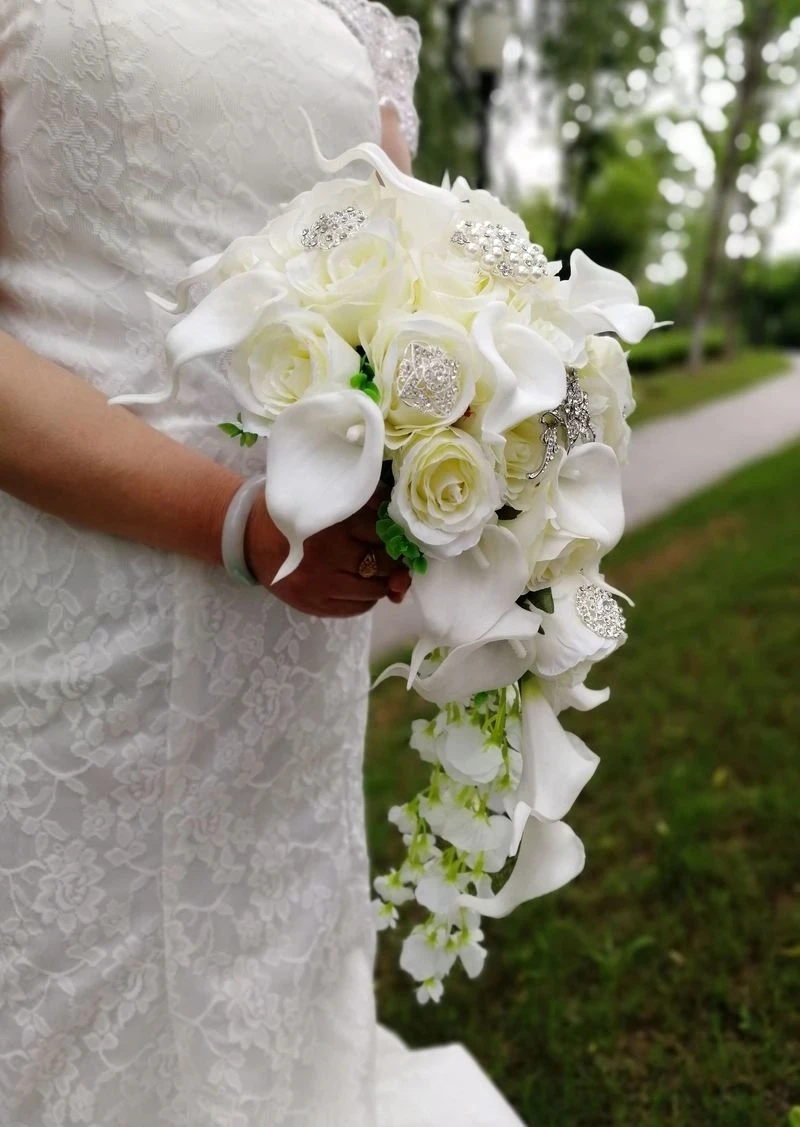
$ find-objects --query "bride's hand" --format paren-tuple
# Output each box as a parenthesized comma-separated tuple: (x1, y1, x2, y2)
(244, 491, 411, 618)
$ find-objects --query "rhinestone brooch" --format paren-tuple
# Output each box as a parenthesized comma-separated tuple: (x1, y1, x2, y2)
(451, 219, 549, 284)
(396, 342, 461, 418)
(575, 585, 626, 640)
(527, 371, 596, 482)
(301, 206, 367, 250)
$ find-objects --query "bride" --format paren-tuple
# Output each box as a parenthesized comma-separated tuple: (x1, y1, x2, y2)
(0, 2, 523, 1123)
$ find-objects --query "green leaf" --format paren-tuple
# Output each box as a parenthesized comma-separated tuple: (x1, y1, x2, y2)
(409, 555, 428, 575)
(218, 422, 242, 438)
(241, 432, 259, 447)
(376, 519, 396, 539)
(350, 373, 364, 389)
(402, 542, 421, 560)
(387, 535, 407, 561)
(522, 588, 555, 614)
(363, 384, 381, 405)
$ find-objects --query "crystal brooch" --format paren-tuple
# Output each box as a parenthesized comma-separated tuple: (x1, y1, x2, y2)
(575, 585, 626, 640)
(451, 219, 549, 284)
(301, 206, 367, 250)
(396, 342, 461, 418)
(527, 371, 596, 482)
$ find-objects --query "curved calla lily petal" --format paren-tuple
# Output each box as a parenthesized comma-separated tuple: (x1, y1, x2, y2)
(110, 270, 288, 408)
(533, 574, 626, 679)
(552, 443, 625, 552)
(300, 107, 449, 204)
(457, 816, 585, 919)
(165, 268, 288, 374)
(540, 678, 611, 715)
(565, 249, 655, 343)
(407, 525, 529, 681)
(376, 604, 542, 705)
(474, 303, 567, 438)
(266, 390, 385, 582)
(515, 678, 599, 822)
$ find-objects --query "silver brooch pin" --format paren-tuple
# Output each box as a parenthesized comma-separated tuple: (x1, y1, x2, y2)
(451, 219, 549, 284)
(574, 585, 626, 640)
(301, 206, 367, 250)
(396, 342, 461, 419)
(527, 371, 596, 482)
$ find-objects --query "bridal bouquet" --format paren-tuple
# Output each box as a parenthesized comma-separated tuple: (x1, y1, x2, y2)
(127, 133, 656, 1003)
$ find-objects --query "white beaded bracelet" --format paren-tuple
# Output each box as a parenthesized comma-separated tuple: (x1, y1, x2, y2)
(221, 474, 267, 587)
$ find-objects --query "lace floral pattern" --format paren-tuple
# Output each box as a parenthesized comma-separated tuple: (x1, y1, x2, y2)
(0, 1, 422, 1123)
(318, 0, 422, 154)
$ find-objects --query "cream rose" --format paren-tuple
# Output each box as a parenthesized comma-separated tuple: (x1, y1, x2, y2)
(501, 415, 552, 509)
(284, 216, 414, 345)
(228, 306, 360, 434)
(389, 429, 501, 558)
(366, 313, 484, 450)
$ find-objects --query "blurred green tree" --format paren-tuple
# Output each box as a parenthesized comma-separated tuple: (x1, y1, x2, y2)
(533, 0, 666, 263)
(682, 0, 800, 366)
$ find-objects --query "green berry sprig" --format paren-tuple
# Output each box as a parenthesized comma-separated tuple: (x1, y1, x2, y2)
(376, 501, 428, 575)
(350, 353, 381, 405)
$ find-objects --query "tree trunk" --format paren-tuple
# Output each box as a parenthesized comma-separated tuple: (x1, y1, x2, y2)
(688, 4, 774, 370)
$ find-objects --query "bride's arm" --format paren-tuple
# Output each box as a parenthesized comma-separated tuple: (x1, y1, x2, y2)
(0, 329, 243, 567)
(380, 104, 413, 174)
(0, 330, 409, 615)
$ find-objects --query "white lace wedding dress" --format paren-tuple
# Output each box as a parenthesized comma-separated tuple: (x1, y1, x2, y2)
(0, 2, 524, 1124)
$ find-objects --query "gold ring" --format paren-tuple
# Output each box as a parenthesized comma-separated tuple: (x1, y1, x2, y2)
(358, 550, 379, 579)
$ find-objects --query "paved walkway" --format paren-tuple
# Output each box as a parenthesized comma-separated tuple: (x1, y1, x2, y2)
(372, 356, 800, 659)
(623, 356, 800, 528)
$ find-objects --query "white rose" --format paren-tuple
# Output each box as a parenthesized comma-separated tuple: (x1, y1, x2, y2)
(366, 313, 483, 450)
(447, 177, 530, 239)
(229, 306, 360, 433)
(389, 428, 501, 558)
(412, 248, 512, 328)
(163, 178, 386, 313)
(501, 415, 553, 510)
(578, 335, 635, 461)
(259, 176, 387, 271)
(283, 216, 414, 345)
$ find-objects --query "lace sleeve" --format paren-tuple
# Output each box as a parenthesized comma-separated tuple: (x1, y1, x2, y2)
(318, 0, 422, 156)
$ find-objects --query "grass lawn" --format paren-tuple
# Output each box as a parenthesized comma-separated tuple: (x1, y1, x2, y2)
(631, 349, 790, 427)
(365, 442, 800, 1127)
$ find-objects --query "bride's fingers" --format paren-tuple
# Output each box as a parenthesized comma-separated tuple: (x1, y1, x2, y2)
(331, 574, 392, 601)
(345, 542, 393, 577)
(346, 509, 384, 545)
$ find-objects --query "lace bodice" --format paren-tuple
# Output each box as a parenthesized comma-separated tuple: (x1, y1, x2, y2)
(318, 0, 421, 154)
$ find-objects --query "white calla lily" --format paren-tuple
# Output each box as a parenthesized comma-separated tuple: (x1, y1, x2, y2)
(473, 302, 567, 438)
(407, 525, 528, 681)
(266, 389, 385, 582)
(540, 676, 611, 716)
(457, 816, 585, 919)
(110, 269, 287, 408)
(533, 574, 627, 679)
(550, 443, 625, 552)
(376, 604, 542, 705)
(564, 249, 655, 343)
(513, 677, 599, 822)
